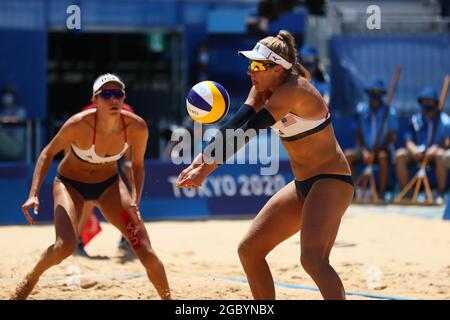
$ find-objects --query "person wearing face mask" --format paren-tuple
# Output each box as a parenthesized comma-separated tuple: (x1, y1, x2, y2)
(300, 45, 330, 105)
(344, 78, 399, 201)
(0, 86, 27, 160)
(395, 86, 450, 204)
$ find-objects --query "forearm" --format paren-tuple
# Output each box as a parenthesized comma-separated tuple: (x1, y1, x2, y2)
(203, 108, 276, 165)
(131, 164, 144, 204)
(29, 149, 54, 197)
(213, 104, 256, 139)
(202, 104, 255, 165)
(190, 153, 220, 176)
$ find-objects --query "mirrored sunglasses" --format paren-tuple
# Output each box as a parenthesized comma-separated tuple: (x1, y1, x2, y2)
(96, 89, 125, 100)
(248, 60, 277, 72)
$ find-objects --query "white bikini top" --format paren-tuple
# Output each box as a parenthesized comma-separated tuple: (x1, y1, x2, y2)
(71, 112, 129, 165)
(271, 112, 331, 141)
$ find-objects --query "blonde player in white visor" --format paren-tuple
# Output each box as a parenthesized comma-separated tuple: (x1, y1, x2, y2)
(177, 30, 354, 300)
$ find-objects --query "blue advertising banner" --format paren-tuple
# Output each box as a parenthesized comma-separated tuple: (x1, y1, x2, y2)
(0, 160, 295, 225)
(142, 160, 294, 220)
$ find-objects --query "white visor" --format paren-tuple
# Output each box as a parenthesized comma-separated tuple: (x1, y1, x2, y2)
(238, 42, 292, 70)
(93, 73, 125, 95)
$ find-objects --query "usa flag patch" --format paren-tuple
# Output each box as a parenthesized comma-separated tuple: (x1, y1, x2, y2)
(281, 114, 297, 127)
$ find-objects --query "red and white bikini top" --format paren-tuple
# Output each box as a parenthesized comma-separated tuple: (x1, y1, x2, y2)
(71, 111, 129, 164)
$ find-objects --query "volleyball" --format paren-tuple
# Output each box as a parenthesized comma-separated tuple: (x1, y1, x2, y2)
(186, 80, 230, 124)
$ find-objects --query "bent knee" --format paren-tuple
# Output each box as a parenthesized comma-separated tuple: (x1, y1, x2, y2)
(300, 251, 329, 274)
(237, 240, 251, 259)
(395, 149, 409, 161)
(53, 240, 77, 263)
(377, 150, 388, 159)
(237, 239, 260, 260)
(237, 238, 270, 262)
(435, 149, 445, 161)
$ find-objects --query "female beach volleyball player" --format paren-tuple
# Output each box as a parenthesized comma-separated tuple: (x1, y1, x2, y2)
(177, 31, 354, 300)
(12, 74, 171, 300)
(74, 103, 136, 259)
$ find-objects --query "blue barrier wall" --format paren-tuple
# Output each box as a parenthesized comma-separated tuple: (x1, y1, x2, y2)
(0, 29, 47, 120)
(0, 160, 294, 225)
(0, 163, 30, 224)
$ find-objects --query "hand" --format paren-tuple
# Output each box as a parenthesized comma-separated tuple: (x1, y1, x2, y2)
(176, 164, 208, 189)
(250, 88, 273, 109)
(21, 196, 39, 225)
(176, 154, 210, 188)
(129, 204, 141, 224)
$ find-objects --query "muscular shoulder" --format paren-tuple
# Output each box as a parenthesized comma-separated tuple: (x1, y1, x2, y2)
(270, 80, 300, 104)
(272, 76, 327, 118)
(61, 109, 95, 135)
(122, 110, 148, 138)
(274, 76, 319, 102)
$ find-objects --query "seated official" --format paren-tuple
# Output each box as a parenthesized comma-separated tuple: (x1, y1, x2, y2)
(395, 86, 450, 203)
(344, 78, 398, 200)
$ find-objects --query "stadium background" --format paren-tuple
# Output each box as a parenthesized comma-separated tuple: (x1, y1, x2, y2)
(1, 0, 450, 224)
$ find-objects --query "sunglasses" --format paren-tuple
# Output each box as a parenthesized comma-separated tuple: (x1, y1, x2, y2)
(248, 61, 277, 72)
(96, 89, 125, 100)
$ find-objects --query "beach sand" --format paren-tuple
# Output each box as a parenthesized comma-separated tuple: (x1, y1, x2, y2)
(1, 206, 449, 300)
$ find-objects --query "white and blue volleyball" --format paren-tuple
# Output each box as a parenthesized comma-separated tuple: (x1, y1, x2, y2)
(186, 81, 230, 124)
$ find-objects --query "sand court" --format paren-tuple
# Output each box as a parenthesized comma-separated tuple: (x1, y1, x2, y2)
(1, 205, 449, 300)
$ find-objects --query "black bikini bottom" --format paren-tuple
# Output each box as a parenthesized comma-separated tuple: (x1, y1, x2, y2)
(295, 174, 354, 198)
(56, 173, 118, 200)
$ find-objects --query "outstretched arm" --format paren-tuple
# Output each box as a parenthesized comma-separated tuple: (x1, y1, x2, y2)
(208, 85, 272, 138)
(176, 86, 294, 188)
(22, 120, 74, 224)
